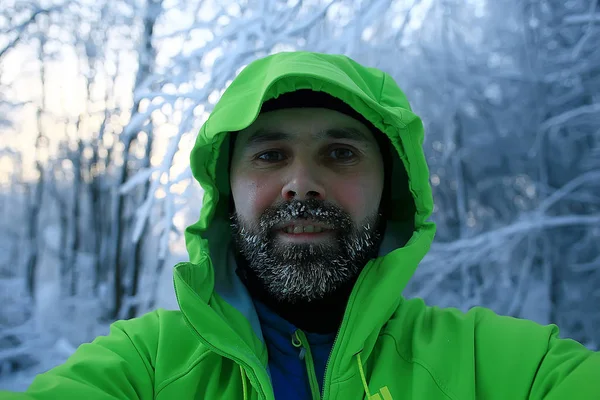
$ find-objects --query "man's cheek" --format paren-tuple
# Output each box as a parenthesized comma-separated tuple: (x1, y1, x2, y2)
(251, 179, 282, 215)
(233, 177, 267, 216)
(330, 183, 370, 218)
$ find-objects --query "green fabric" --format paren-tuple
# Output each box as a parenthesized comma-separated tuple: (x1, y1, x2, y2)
(3, 51, 598, 399)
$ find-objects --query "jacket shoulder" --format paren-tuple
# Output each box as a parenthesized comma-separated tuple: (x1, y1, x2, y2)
(137, 309, 210, 389)
(386, 297, 555, 343)
(382, 298, 567, 398)
(8, 309, 206, 399)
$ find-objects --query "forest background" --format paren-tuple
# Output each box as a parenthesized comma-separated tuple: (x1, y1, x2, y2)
(1, 0, 599, 390)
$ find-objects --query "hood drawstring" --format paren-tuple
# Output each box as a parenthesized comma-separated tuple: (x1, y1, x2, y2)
(357, 351, 374, 399)
(240, 365, 248, 400)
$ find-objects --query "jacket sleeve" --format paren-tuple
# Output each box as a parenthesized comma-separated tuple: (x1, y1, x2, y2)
(0, 311, 159, 400)
(529, 326, 600, 399)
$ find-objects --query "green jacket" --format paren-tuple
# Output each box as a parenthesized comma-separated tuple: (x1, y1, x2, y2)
(4, 52, 598, 400)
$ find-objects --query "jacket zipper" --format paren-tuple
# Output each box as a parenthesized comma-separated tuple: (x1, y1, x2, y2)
(174, 277, 269, 400)
(292, 330, 321, 400)
(321, 260, 369, 400)
(321, 325, 341, 400)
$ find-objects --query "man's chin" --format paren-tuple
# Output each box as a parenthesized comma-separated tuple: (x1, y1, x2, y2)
(271, 238, 339, 258)
(264, 276, 338, 304)
(263, 268, 354, 304)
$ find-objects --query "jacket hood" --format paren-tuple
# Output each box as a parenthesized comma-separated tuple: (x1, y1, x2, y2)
(186, 51, 435, 265)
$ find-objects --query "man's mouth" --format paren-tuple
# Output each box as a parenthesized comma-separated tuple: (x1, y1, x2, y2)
(281, 224, 331, 234)
(274, 221, 335, 238)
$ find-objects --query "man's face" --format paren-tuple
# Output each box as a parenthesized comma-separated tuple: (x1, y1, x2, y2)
(229, 107, 385, 303)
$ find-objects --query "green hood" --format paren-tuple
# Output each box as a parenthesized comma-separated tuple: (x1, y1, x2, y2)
(186, 51, 435, 265)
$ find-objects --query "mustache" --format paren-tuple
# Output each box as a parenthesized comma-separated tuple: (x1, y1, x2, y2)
(232, 199, 353, 232)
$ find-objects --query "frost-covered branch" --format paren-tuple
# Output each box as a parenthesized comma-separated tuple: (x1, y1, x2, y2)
(564, 13, 600, 24)
(0, 5, 62, 61)
(538, 170, 600, 213)
(529, 103, 600, 155)
(433, 213, 600, 254)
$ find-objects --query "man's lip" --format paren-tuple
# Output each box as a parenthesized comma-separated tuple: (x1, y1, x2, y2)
(277, 229, 336, 238)
(272, 221, 335, 231)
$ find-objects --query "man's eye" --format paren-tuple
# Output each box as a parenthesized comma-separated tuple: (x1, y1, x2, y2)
(257, 151, 286, 162)
(329, 148, 356, 160)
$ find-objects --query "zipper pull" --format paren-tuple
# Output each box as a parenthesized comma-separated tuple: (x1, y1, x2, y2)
(292, 329, 322, 400)
(291, 330, 306, 360)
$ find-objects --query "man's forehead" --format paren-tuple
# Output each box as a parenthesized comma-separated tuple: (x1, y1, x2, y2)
(235, 108, 377, 148)
(241, 126, 375, 148)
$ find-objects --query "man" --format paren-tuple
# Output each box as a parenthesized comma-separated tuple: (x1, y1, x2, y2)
(3, 51, 598, 399)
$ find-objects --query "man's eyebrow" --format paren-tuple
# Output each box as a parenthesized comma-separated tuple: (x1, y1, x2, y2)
(315, 127, 372, 143)
(244, 129, 292, 147)
(244, 127, 372, 147)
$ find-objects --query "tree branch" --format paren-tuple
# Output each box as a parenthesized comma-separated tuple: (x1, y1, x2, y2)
(0, 6, 60, 61)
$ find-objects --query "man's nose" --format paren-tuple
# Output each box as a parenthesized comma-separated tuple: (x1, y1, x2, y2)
(281, 162, 326, 201)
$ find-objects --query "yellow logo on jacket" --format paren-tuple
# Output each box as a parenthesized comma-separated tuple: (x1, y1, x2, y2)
(368, 386, 393, 400)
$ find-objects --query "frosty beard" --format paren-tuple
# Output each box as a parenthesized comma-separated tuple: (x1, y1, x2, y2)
(231, 199, 384, 304)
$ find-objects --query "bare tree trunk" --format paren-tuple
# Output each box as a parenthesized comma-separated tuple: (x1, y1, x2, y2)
(24, 174, 43, 300)
(522, 0, 555, 326)
(67, 42, 96, 297)
(68, 139, 83, 296)
(126, 125, 154, 319)
(113, 0, 162, 320)
(90, 108, 108, 294)
(451, 113, 469, 239)
(25, 31, 49, 300)
(147, 255, 167, 310)
(112, 136, 132, 319)
(439, 0, 468, 241)
(1, 153, 23, 278)
(97, 54, 123, 303)
(49, 162, 69, 282)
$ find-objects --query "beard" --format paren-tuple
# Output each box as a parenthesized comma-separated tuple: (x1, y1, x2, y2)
(230, 198, 385, 304)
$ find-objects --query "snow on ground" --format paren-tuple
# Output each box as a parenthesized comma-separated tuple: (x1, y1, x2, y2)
(0, 250, 186, 392)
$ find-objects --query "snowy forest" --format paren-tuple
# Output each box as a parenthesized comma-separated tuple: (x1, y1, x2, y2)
(1, 0, 599, 390)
